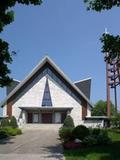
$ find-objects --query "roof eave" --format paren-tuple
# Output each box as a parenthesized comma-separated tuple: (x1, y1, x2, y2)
(0, 56, 94, 108)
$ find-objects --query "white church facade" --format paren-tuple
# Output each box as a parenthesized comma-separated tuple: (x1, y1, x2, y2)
(0, 56, 93, 126)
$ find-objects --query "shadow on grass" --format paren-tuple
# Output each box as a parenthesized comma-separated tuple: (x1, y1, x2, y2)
(65, 141, 120, 160)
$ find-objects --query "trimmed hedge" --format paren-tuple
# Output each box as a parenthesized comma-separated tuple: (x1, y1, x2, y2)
(63, 115, 74, 128)
(0, 130, 8, 139)
(1, 118, 10, 127)
(4, 127, 22, 136)
(72, 125, 89, 140)
(59, 127, 73, 142)
(0, 116, 18, 128)
(9, 116, 18, 128)
(83, 128, 111, 146)
(0, 127, 22, 139)
(58, 124, 111, 147)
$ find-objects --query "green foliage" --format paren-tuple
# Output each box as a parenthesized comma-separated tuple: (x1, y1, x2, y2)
(9, 116, 18, 128)
(84, 1, 120, 69)
(63, 115, 74, 128)
(92, 100, 115, 116)
(72, 125, 89, 140)
(65, 130, 120, 160)
(100, 33, 120, 62)
(3, 127, 22, 136)
(1, 116, 18, 128)
(0, 0, 42, 87)
(83, 135, 98, 146)
(83, 128, 111, 146)
(97, 129, 111, 144)
(1, 118, 10, 127)
(84, 0, 120, 12)
(91, 128, 100, 136)
(110, 113, 120, 128)
(15, 128, 22, 135)
(0, 129, 8, 139)
(108, 129, 120, 142)
(0, 127, 22, 138)
(59, 127, 73, 142)
(0, 39, 13, 87)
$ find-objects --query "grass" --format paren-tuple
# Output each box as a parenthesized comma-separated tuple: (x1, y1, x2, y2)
(64, 130, 120, 160)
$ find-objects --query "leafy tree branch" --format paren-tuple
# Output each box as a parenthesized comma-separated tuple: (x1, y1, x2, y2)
(0, 0, 42, 87)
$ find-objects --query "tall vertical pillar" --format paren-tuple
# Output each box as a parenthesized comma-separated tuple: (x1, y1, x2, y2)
(106, 61, 110, 116)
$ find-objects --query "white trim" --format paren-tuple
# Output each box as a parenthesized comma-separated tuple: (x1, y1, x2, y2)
(13, 79, 20, 82)
(0, 56, 94, 108)
(74, 77, 92, 84)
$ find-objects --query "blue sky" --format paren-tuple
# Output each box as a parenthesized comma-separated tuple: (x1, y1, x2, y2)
(0, 0, 120, 115)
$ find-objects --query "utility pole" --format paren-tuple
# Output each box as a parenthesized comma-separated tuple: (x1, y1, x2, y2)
(106, 54, 111, 116)
(105, 28, 111, 116)
(109, 59, 120, 113)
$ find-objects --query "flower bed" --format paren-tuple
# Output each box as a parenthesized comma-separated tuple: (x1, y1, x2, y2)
(59, 125, 111, 149)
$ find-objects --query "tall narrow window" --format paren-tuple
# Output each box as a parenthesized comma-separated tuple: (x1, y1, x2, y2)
(42, 78, 52, 106)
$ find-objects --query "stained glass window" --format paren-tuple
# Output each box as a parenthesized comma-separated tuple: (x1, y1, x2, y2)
(42, 78, 52, 106)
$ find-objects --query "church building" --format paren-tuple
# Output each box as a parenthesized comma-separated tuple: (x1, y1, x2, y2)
(0, 56, 93, 126)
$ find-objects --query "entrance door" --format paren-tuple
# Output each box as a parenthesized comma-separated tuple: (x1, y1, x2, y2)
(33, 113, 39, 123)
(55, 112, 61, 123)
(42, 113, 52, 123)
(27, 113, 33, 123)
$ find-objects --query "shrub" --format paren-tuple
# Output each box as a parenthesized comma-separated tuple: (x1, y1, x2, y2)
(97, 129, 111, 144)
(91, 128, 101, 136)
(4, 127, 17, 136)
(83, 129, 111, 146)
(63, 115, 74, 128)
(3, 127, 22, 136)
(83, 135, 98, 146)
(72, 125, 89, 140)
(110, 113, 120, 129)
(0, 129, 8, 139)
(15, 128, 22, 135)
(1, 118, 10, 127)
(59, 127, 73, 142)
(9, 116, 18, 128)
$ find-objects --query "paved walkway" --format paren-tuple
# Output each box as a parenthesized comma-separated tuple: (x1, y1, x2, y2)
(0, 125, 64, 160)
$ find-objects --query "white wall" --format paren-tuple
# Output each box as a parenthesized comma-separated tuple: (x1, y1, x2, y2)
(12, 75, 46, 121)
(84, 119, 104, 128)
(4, 74, 91, 126)
(48, 77, 82, 125)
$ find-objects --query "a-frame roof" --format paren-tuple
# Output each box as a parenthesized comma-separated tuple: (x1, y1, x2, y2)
(0, 56, 93, 108)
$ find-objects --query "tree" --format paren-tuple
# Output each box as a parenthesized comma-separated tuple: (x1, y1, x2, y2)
(84, 0, 120, 12)
(110, 113, 120, 128)
(84, 0, 120, 66)
(92, 100, 115, 116)
(100, 33, 120, 62)
(0, 0, 42, 87)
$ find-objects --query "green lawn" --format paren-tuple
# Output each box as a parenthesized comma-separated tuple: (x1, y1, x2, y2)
(64, 130, 120, 160)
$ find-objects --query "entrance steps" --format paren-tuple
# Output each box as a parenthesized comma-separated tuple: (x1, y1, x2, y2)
(22, 124, 62, 131)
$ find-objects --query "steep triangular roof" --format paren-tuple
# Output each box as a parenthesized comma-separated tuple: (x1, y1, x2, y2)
(0, 56, 93, 107)
(74, 77, 91, 99)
